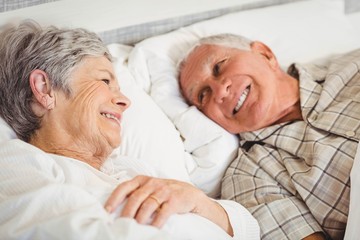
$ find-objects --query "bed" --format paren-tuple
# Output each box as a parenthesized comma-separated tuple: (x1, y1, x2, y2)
(1, 0, 360, 239)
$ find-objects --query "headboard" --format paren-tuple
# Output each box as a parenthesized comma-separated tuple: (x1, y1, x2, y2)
(0, 0, 309, 45)
(345, 0, 360, 13)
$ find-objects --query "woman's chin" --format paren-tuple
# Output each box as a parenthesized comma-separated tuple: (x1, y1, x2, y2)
(110, 137, 121, 149)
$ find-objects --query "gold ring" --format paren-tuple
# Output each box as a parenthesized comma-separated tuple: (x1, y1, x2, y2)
(148, 195, 161, 206)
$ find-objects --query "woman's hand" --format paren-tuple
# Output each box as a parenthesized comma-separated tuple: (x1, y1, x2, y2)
(104, 175, 233, 236)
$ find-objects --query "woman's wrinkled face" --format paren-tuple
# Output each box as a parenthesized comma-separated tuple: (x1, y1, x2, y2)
(180, 44, 282, 133)
(53, 56, 130, 151)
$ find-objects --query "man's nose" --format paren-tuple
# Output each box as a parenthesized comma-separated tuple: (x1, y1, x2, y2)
(211, 79, 231, 104)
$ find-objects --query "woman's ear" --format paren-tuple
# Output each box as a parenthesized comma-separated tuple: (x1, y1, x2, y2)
(250, 41, 279, 70)
(29, 69, 55, 110)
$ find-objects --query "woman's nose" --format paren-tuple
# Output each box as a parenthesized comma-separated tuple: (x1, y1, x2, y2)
(112, 91, 131, 110)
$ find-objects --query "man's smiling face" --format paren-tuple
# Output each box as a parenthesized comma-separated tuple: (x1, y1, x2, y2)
(180, 43, 287, 133)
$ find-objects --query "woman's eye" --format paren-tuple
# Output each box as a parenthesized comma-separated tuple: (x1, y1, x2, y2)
(102, 79, 110, 85)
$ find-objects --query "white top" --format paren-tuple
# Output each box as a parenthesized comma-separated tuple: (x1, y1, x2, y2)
(0, 139, 259, 240)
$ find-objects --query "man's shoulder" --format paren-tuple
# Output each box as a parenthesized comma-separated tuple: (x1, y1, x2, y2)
(291, 48, 360, 82)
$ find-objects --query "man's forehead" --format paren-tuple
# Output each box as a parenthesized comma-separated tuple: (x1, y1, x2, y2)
(186, 45, 215, 70)
(191, 44, 215, 61)
(181, 47, 213, 103)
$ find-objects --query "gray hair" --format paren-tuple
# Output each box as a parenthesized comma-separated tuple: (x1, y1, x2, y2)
(0, 20, 112, 142)
(178, 33, 252, 76)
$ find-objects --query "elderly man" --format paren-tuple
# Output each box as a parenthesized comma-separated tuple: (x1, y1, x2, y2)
(178, 33, 360, 240)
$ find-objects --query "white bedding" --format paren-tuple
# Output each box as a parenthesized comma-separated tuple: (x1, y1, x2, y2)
(0, 139, 259, 240)
(109, 44, 192, 182)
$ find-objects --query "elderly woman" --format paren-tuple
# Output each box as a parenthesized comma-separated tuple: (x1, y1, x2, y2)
(0, 21, 259, 239)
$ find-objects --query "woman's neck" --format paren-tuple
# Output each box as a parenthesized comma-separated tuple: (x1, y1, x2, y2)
(29, 128, 109, 170)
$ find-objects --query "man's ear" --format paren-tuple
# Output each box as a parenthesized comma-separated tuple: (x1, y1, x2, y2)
(29, 69, 55, 110)
(250, 41, 279, 69)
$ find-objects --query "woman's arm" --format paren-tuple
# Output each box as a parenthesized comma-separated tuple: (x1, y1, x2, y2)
(105, 175, 234, 235)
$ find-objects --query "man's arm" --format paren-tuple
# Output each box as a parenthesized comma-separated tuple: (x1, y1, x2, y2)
(222, 144, 324, 239)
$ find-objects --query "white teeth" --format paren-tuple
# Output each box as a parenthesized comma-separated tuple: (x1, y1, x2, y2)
(101, 113, 120, 124)
(234, 87, 249, 113)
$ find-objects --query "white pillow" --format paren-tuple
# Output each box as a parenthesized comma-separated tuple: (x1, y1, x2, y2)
(129, 31, 239, 198)
(127, 0, 360, 197)
(107, 44, 190, 182)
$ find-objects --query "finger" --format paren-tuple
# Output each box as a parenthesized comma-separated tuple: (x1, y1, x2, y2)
(104, 177, 142, 213)
(151, 202, 173, 228)
(121, 177, 165, 218)
(134, 186, 172, 224)
(121, 190, 152, 218)
(148, 195, 162, 206)
(135, 195, 162, 224)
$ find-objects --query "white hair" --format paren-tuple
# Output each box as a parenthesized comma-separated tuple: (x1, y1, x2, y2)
(177, 33, 253, 101)
(178, 33, 252, 75)
(0, 20, 111, 142)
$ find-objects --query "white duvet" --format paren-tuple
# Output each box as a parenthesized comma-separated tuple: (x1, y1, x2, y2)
(0, 139, 259, 240)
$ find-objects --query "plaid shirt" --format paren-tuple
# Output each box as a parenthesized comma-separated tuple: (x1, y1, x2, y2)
(222, 49, 360, 240)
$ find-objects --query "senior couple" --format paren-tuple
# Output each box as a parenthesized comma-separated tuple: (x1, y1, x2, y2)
(1, 20, 358, 240)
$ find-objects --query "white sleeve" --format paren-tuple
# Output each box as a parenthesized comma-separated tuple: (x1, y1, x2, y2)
(0, 140, 173, 240)
(0, 184, 174, 240)
(217, 200, 260, 240)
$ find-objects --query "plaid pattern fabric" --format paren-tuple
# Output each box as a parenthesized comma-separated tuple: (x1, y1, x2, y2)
(222, 49, 360, 240)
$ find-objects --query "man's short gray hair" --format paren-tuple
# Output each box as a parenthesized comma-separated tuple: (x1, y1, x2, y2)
(0, 20, 111, 142)
(197, 33, 252, 50)
(178, 33, 252, 75)
(177, 33, 252, 99)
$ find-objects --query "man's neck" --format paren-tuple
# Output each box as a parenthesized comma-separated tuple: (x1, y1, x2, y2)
(273, 72, 303, 124)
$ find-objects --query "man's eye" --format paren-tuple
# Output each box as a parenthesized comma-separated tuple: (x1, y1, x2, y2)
(198, 87, 210, 105)
(213, 63, 220, 76)
(102, 79, 110, 85)
(213, 59, 226, 76)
